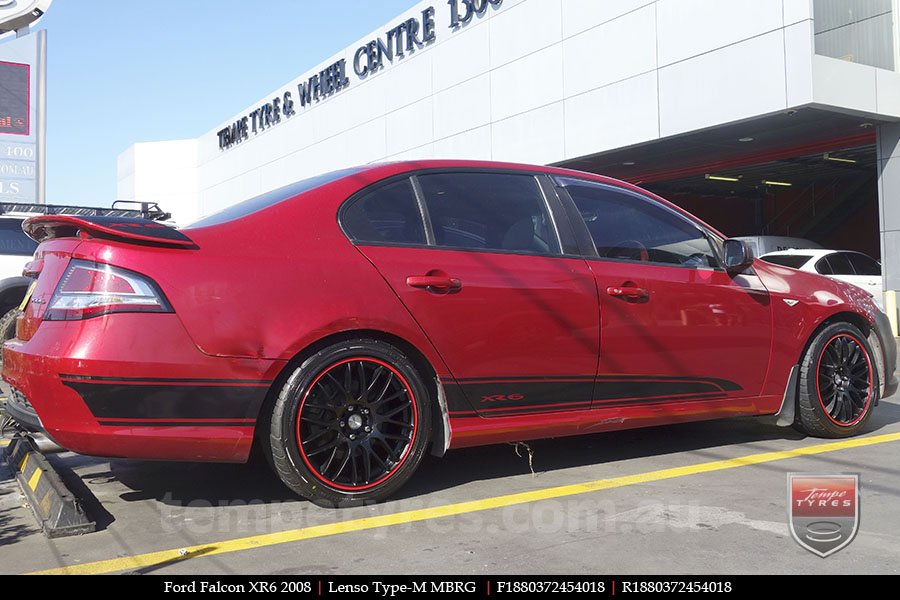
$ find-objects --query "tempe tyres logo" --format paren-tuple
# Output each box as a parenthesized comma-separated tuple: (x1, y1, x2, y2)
(788, 474, 859, 557)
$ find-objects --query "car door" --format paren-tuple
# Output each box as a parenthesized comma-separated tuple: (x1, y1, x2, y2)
(341, 171, 600, 417)
(553, 176, 773, 411)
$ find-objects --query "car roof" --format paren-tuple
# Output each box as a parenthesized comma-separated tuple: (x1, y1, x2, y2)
(760, 249, 833, 258)
(759, 249, 877, 260)
(188, 159, 728, 239)
(360, 160, 725, 235)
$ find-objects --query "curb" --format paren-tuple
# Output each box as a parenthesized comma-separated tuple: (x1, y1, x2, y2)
(2, 436, 95, 538)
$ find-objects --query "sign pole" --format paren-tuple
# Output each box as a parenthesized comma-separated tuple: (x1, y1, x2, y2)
(35, 28, 45, 204)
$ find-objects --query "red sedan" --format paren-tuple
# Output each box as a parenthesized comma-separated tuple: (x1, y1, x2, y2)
(3, 161, 895, 506)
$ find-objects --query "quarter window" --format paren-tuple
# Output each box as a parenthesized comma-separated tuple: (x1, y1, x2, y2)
(558, 178, 717, 268)
(341, 178, 426, 245)
(416, 173, 559, 255)
(817, 253, 854, 275)
(846, 253, 881, 276)
(761, 254, 813, 269)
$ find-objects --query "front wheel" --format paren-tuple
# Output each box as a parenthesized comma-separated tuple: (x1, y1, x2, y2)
(267, 339, 431, 507)
(796, 322, 878, 438)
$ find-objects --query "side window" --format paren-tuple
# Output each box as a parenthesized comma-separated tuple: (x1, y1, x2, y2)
(416, 172, 559, 255)
(815, 257, 832, 274)
(825, 253, 854, 275)
(847, 253, 881, 276)
(558, 178, 717, 268)
(341, 178, 426, 245)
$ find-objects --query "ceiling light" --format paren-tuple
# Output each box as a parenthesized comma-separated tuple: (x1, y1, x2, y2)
(824, 153, 857, 164)
(762, 180, 792, 187)
(738, 137, 754, 142)
(622, 161, 635, 166)
(705, 174, 740, 182)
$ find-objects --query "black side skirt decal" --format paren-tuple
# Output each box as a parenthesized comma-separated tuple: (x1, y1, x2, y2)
(446, 374, 742, 417)
(60, 376, 269, 424)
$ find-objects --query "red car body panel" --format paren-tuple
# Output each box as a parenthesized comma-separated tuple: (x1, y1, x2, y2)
(356, 246, 600, 415)
(2, 160, 892, 463)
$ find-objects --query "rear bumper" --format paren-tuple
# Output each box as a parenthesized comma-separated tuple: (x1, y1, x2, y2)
(2, 314, 284, 462)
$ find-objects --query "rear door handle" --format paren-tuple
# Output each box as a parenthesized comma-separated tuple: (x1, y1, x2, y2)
(606, 285, 649, 301)
(406, 275, 462, 294)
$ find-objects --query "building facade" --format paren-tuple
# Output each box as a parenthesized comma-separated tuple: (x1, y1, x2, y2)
(118, 0, 900, 328)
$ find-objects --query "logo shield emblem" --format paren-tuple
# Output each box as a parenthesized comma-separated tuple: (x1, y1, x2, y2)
(788, 474, 859, 557)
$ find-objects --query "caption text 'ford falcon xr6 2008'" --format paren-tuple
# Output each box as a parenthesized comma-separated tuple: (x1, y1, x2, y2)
(3, 161, 896, 506)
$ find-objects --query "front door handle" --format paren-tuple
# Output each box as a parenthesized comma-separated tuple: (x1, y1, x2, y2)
(406, 275, 462, 294)
(606, 285, 649, 301)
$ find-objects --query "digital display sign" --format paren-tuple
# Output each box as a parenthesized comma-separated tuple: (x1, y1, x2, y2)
(0, 61, 29, 136)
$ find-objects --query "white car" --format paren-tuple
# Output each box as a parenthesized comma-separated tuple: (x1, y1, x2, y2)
(734, 235, 821, 257)
(759, 249, 884, 311)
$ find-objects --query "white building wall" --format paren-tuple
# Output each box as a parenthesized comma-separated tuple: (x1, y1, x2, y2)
(117, 139, 199, 224)
(119, 0, 900, 222)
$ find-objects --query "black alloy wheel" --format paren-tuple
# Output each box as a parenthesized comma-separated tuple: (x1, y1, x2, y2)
(297, 357, 417, 490)
(797, 322, 878, 438)
(268, 339, 431, 506)
(815, 333, 872, 426)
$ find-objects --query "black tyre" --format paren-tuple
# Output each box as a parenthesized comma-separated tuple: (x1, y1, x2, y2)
(797, 322, 878, 438)
(267, 339, 431, 507)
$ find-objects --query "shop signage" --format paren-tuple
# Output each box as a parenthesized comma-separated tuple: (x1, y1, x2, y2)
(217, 0, 503, 150)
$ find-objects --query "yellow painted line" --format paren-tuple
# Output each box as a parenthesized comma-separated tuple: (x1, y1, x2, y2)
(0, 439, 9, 448)
(29, 431, 900, 575)
(27, 467, 41, 492)
(18, 451, 29, 472)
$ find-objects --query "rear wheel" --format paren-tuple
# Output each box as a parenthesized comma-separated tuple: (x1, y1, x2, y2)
(268, 339, 431, 507)
(797, 322, 878, 438)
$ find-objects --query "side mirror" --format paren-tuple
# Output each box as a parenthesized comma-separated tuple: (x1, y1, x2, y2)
(723, 239, 754, 273)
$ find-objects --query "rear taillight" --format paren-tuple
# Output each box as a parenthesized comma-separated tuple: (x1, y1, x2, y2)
(45, 259, 172, 321)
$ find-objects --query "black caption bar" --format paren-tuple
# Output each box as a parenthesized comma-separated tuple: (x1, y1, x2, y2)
(3, 575, 885, 595)
(2, 575, 873, 596)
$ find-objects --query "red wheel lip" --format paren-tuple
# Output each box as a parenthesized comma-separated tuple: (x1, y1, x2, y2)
(295, 356, 418, 492)
(814, 332, 873, 427)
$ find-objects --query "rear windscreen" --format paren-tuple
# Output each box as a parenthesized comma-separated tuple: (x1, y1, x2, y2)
(188, 167, 362, 228)
(0, 219, 37, 256)
(760, 254, 812, 269)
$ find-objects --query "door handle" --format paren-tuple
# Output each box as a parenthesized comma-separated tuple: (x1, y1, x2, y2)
(606, 285, 649, 301)
(406, 275, 462, 294)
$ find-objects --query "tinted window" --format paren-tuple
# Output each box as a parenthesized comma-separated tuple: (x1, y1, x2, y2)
(822, 253, 854, 275)
(341, 178, 426, 245)
(847, 253, 881, 276)
(558, 178, 717, 268)
(0, 219, 37, 256)
(189, 167, 361, 228)
(417, 173, 558, 254)
(761, 255, 813, 269)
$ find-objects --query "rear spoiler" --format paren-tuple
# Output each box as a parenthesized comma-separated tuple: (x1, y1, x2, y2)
(23, 215, 196, 249)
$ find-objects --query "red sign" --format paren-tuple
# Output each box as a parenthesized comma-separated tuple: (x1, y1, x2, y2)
(0, 61, 29, 136)
(788, 474, 859, 557)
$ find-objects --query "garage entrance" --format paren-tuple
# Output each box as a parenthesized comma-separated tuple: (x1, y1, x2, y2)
(558, 108, 881, 260)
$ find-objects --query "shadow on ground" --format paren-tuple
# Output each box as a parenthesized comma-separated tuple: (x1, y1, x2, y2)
(0, 455, 37, 546)
(78, 397, 900, 507)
